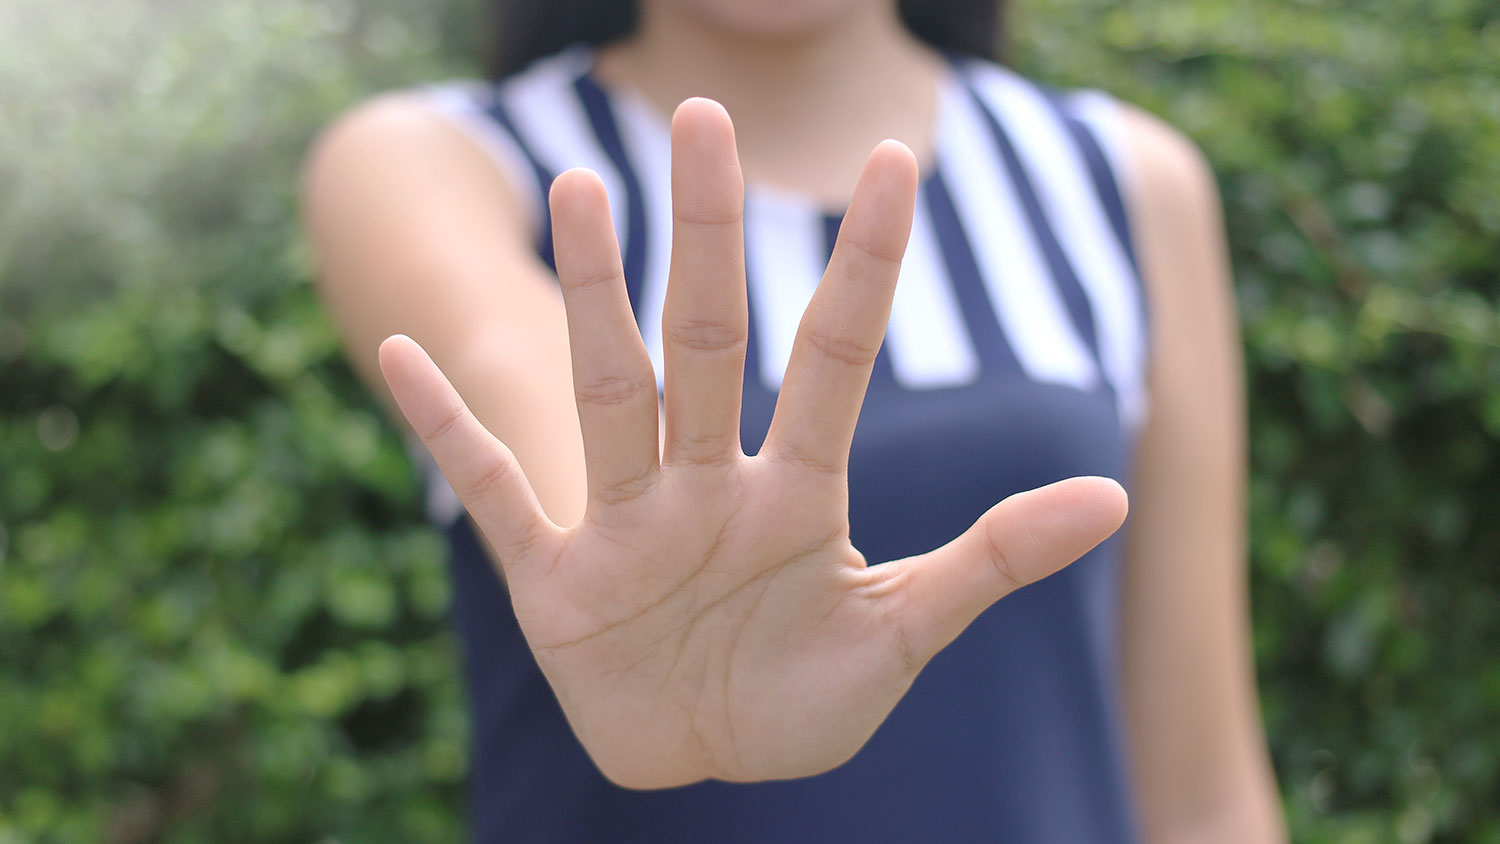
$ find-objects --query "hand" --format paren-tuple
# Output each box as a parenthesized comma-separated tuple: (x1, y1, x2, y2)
(378, 98, 1128, 789)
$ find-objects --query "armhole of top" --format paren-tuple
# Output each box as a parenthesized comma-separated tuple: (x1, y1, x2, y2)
(1061, 88, 1155, 435)
(411, 81, 546, 240)
(1063, 90, 1136, 213)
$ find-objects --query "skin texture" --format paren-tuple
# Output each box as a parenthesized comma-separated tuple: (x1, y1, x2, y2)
(300, 0, 1287, 834)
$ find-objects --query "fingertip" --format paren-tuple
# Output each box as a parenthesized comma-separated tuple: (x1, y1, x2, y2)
(1076, 475, 1129, 532)
(838, 140, 918, 262)
(671, 98, 738, 162)
(375, 335, 433, 426)
(873, 138, 917, 163)
(550, 167, 607, 206)
(379, 333, 411, 356)
(851, 139, 919, 214)
(869, 139, 919, 183)
(673, 96, 732, 128)
(1025, 475, 1130, 544)
(558, 165, 603, 183)
(379, 332, 422, 354)
(550, 169, 619, 253)
(378, 333, 423, 382)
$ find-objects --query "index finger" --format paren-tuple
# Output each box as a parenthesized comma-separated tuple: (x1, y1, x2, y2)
(761, 140, 919, 475)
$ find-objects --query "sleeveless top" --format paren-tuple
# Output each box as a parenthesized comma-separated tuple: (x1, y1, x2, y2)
(416, 45, 1149, 844)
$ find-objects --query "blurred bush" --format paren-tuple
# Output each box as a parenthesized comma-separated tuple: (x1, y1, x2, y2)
(1020, 2, 1500, 841)
(0, 0, 1495, 841)
(0, 0, 480, 840)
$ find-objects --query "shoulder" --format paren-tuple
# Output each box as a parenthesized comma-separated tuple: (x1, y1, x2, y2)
(1111, 102, 1232, 331)
(1045, 91, 1230, 324)
(1109, 102, 1223, 239)
(299, 84, 538, 253)
(302, 48, 598, 237)
(302, 85, 506, 205)
(1104, 102, 1240, 382)
(952, 60, 1223, 264)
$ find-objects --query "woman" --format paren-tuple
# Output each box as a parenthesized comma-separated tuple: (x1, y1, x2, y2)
(302, 0, 1286, 840)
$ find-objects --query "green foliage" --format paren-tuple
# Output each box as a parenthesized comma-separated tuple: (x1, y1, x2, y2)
(1020, 1, 1500, 841)
(1, 0, 1495, 841)
(1, 1, 477, 840)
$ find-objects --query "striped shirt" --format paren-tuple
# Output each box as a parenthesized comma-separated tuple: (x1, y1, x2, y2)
(420, 45, 1148, 843)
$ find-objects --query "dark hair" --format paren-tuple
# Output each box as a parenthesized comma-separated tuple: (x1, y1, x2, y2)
(482, 1, 1006, 80)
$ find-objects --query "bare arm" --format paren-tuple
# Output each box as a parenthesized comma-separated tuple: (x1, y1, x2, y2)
(300, 93, 588, 527)
(1117, 105, 1287, 842)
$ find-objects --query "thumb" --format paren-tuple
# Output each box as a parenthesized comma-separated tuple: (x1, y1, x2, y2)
(883, 476, 1128, 665)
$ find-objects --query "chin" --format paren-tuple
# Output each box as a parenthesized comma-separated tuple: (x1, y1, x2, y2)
(662, 0, 880, 40)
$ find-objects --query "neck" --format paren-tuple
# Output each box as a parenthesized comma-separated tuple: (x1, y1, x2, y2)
(594, 2, 943, 205)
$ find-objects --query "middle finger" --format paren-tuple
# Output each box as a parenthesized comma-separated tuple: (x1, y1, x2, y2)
(660, 98, 749, 467)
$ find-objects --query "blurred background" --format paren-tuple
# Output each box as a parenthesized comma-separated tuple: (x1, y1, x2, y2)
(1, 0, 1497, 841)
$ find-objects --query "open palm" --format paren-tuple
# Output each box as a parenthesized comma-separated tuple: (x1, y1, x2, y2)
(379, 98, 1127, 789)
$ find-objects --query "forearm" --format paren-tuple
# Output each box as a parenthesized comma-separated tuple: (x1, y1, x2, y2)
(301, 94, 589, 528)
(1150, 777, 1285, 844)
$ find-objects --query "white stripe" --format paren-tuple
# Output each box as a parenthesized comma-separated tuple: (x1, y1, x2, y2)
(501, 51, 632, 253)
(938, 79, 1099, 392)
(607, 94, 675, 386)
(885, 196, 980, 388)
(968, 64, 1148, 427)
(1068, 89, 1149, 429)
(1067, 90, 1136, 203)
(416, 82, 544, 235)
(744, 197, 826, 389)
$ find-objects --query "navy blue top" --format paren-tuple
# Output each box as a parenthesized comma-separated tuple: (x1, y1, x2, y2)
(421, 45, 1150, 843)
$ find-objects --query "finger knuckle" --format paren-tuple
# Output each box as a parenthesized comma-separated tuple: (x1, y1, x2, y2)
(592, 463, 658, 506)
(980, 524, 1024, 592)
(424, 404, 467, 443)
(805, 327, 881, 369)
(575, 371, 657, 408)
(458, 457, 518, 504)
(889, 604, 921, 674)
(838, 231, 905, 269)
(663, 317, 746, 354)
(667, 428, 740, 466)
(561, 262, 623, 293)
(672, 203, 743, 228)
(770, 441, 844, 478)
(507, 518, 550, 564)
